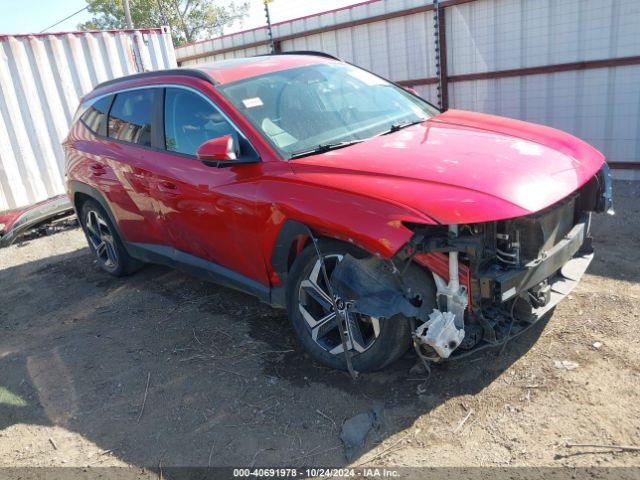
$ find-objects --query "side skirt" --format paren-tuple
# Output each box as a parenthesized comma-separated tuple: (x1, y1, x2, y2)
(126, 242, 272, 304)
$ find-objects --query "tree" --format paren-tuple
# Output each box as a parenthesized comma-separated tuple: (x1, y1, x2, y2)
(79, 0, 249, 45)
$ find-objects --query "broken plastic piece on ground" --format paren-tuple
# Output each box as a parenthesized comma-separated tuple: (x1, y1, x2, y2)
(554, 360, 580, 370)
(340, 412, 374, 461)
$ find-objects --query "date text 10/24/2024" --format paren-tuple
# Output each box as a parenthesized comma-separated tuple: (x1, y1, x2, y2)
(233, 468, 400, 478)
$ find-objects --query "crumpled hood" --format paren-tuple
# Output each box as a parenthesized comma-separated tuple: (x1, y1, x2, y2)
(291, 110, 605, 224)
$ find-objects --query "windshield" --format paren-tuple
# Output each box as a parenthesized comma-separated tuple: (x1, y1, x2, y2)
(218, 63, 439, 159)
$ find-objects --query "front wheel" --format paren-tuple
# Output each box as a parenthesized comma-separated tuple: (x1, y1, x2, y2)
(286, 239, 435, 372)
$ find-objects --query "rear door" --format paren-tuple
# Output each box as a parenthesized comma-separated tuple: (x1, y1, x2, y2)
(102, 88, 168, 245)
(69, 89, 166, 245)
(146, 86, 267, 284)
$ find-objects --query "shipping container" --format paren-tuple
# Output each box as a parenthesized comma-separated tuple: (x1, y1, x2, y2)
(0, 27, 177, 210)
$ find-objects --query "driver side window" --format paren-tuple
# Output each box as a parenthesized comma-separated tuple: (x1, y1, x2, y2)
(164, 88, 237, 156)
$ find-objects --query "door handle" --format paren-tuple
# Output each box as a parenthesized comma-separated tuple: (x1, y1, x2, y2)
(157, 180, 180, 194)
(89, 164, 106, 176)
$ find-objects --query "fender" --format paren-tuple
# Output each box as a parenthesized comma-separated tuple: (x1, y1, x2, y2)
(68, 181, 121, 232)
(68, 180, 142, 260)
(269, 220, 310, 308)
(270, 220, 310, 283)
(267, 213, 425, 308)
(257, 176, 438, 283)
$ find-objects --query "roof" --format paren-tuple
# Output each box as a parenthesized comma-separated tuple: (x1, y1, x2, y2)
(88, 53, 341, 98)
(93, 68, 215, 90)
(196, 53, 340, 84)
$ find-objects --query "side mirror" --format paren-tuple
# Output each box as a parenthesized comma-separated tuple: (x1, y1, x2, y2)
(196, 135, 237, 164)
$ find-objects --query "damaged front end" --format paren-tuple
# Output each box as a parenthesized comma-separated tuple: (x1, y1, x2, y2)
(331, 164, 613, 362)
(331, 223, 473, 363)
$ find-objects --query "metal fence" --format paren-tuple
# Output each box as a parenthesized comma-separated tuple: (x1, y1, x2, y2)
(176, 0, 640, 177)
(0, 28, 177, 210)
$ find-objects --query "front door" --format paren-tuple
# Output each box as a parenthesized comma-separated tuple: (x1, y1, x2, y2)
(147, 86, 267, 285)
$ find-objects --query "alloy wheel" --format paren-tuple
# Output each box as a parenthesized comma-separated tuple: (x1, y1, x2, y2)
(298, 254, 381, 355)
(85, 209, 118, 270)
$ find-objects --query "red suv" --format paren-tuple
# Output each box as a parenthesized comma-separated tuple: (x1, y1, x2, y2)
(65, 52, 612, 373)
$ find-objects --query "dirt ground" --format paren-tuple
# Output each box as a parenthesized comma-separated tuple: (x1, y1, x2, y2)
(0, 181, 639, 472)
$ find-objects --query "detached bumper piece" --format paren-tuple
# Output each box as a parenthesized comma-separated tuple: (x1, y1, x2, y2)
(0, 195, 75, 247)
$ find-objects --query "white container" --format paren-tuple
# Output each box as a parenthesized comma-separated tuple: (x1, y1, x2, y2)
(0, 27, 177, 210)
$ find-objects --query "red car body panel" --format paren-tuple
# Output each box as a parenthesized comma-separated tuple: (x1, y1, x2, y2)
(65, 57, 606, 293)
(140, 148, 268, 283)
(290, 110, 605, 225)
(66, 130, 168, 245)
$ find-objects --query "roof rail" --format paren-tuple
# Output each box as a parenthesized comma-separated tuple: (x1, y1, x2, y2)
(257, 50, 342, 61)
(94, 68, 217, 90)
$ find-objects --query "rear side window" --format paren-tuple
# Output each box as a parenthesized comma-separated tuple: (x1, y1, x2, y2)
(107, 89, 154, 146)
(164, 88, 237, 156)
(79, 96, 112, 136)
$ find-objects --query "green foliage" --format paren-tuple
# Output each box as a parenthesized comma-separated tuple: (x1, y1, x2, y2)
(79, 0, 249, 45)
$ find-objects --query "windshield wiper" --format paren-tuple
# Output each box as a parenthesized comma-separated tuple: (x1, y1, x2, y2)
(288, 119, 427, 159)
(289, 140, 364, 159)
(380, 118, 427, 136)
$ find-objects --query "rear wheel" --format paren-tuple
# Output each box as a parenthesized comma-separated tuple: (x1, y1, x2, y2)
(79, 199, 141, 276)
(286, 239, 436, 372)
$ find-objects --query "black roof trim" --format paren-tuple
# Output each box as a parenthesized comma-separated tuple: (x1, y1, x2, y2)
(256, 50, 342, 61)
(94, 68, 217, 90)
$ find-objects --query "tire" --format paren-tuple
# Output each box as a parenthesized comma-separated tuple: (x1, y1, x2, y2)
(286, 239, 436, 372)
(79, 199, 141, 277)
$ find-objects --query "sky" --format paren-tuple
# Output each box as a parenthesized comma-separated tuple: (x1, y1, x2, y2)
(0, 0, 366, 36)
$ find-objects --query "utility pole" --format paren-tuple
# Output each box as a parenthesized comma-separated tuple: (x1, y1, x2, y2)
(263, 0, 275, 53)
(123, 0, 141, 72)
(123, 0, 134, 28)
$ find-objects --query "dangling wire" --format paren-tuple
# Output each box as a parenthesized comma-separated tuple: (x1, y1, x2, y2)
(409, 318, 432, 395)
(308, 231, 359, 380)
(498, 297, 518, 356)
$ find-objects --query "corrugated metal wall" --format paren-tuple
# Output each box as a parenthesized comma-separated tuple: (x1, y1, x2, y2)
(177, 0, 428, 65)
(0, 28, 177, 210)
(446, 0, 640, 171)
(175, 0, 640, 173)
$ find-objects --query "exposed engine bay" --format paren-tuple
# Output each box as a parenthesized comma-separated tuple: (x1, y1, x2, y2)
(329, 164, 613, 371)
